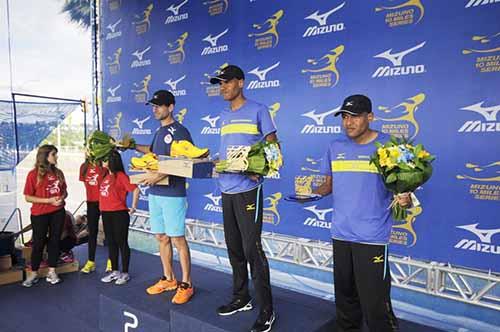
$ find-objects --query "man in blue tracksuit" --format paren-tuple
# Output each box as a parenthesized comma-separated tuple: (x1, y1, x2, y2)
(314, 94, 411, 332)
(210, 65, 278, 332)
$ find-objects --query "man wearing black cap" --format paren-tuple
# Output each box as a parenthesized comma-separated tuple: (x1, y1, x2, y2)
(313, 94, 410, 331)
(210, 65, 277, 332)
(135, 90, 194, 305)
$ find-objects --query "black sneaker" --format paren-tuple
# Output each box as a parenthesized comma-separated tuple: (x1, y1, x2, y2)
(250, 310, 276, 332)
(217, 298, 253, 316)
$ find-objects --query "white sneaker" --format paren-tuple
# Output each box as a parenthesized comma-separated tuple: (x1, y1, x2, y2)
(22, 273, 39, 287)
(46, 271, 61, 285)
(101, 270, 120, 283)
(115, 273, 130, 285)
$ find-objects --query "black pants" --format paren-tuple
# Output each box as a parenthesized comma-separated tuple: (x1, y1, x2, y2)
(333, 239, 399, 332)
(87, 201, 100, 261)
(31, 209, 65, 270)
(102, 210, 130, 273)
(222, 185, 273, 312)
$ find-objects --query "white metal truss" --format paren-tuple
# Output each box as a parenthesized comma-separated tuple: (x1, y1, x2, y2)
(129, 212, 500, 311)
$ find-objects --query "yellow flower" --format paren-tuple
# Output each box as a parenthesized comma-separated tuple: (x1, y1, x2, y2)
(389, 147, 400, 159)
(385, 159, 396, 170)
(377, 148, 386, 158)
(418, 150, 430, 159)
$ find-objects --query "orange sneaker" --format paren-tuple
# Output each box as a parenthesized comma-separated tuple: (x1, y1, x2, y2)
(146, 278, 178, 295)
(172, 282, 194, 304)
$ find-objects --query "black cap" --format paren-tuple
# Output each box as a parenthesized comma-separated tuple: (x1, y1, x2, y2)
(334, 94, 372, 116)
(146, 90, 175, 107)
(209, 65, 245, 84)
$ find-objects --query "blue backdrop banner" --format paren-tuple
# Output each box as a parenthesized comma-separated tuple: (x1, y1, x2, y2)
(99, 0, 500, 272)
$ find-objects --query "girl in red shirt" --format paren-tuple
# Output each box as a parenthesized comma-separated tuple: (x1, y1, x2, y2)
(22, 145, 67, 287)
(99, 150, 139, 285)
(79, 155, 107, 273)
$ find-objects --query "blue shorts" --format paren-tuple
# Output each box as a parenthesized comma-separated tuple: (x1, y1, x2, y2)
(149, 194, 187, 237)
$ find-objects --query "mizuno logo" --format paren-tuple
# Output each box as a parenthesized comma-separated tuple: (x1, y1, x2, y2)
(167, 0, 188, 16)
(372, 255, 384, 263)
(248, 62, 280, 81)
(132, 46, 151, 61)
(106, 84, 122, 103)
(246, 203, 256, 211)
(201, 115, 220, 128)
(374, 42, 426, 67)
(247, 62, 281, 90)
(106, 18, 122, 33)
(460, 101, 500, 122)
(203, 28, 229, 47)
(303, 205, 333, 221)
(164, 75, 186, 91)
(305, 2, 345, 26)
(107, 84, 121, 97)
(301, 107, 339, 125)
(204, 193, 221, 205)
(458, 101, 500, 133)
(457, 223, 500, 244)
(132, 116, 150, 129)
(455, 223, 500, 255)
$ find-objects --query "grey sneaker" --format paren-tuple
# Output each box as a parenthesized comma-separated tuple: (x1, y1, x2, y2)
(115, 272, 130, 285)
(101, 270, 120, 283)
(46, 271, 61, 285)
(22, 273, 39, 287)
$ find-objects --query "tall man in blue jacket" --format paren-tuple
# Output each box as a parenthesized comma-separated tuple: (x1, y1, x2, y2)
(210, 65, 278, 332)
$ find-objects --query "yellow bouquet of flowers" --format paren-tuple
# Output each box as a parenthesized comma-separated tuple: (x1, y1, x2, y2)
(370, 137, 435, 220)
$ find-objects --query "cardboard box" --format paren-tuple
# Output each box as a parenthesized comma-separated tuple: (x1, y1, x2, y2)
(17, 246, 47, 264)
(157, 157, 214, 178)
(0, 268, 23, 286)
(0, 255, 12, 272)
(129, 171, 169, 185)
(25, 260, 79, 278)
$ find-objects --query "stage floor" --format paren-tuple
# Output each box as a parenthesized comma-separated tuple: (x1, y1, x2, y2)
(0, 245, 444, 332)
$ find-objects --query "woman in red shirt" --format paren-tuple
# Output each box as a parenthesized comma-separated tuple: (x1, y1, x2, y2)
(22, 144, 67, 287)
(79, 154, 107, 273)
(99, 150, 139, 285)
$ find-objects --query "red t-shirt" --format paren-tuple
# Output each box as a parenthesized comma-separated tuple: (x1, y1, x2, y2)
(79, 163, 106, 202)
(23, 169, 67, 216)
(99, 171, 137, 212)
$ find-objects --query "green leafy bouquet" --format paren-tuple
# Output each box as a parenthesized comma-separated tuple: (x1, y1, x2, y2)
(370, 138, 435, 220)
(86, 130, 136, 162)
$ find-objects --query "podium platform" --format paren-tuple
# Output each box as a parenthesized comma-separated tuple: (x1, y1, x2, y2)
(0, 246, 443, 332)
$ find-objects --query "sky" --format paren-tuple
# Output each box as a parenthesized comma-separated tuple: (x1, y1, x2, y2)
(0, 0, 92, 101)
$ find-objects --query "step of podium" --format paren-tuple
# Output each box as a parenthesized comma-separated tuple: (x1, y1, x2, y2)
(98, 278, 173, 332)
(169, 287, 335, 332)
(98, 277, 335, 332)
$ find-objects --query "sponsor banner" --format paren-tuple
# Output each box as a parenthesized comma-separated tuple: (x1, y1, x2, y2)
(100, 0, 500, 272)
